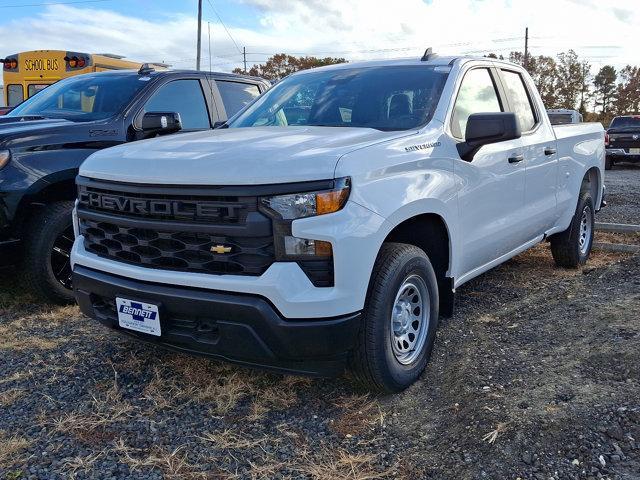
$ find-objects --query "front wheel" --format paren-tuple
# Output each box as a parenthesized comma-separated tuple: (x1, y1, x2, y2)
(350, 243, 439, 393)
(550, 192, 594, 268)
(23, 201, 76, 304)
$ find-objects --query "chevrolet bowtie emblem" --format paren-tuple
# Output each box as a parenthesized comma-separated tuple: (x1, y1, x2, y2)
(210, 245, 232, 254)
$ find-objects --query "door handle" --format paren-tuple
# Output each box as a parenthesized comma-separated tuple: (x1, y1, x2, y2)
(544, 147, 557, 156)
(508, 154, 524, 163)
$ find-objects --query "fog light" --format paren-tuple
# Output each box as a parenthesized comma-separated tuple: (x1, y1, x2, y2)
(284, 236, 332, 256)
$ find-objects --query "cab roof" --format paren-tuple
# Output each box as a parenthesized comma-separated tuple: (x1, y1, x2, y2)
(69, 68, 267, 84)
(292, 54, 523, 74)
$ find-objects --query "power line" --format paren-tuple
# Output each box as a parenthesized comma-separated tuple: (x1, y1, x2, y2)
(0, 0, 111, 7)
(204, 0, 242, 54)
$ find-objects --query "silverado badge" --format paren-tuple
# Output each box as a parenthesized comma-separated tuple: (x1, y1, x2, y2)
(210, 245, 232, 254)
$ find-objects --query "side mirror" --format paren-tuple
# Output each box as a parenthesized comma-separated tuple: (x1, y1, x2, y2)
(141, 112, 182, 136)
(213, 120, 228, 129)
(457, 112, 521, 161)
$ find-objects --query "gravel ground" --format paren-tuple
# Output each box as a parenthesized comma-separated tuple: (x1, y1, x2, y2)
(598, 163, 640, 225)
(1, 242, 638, 479)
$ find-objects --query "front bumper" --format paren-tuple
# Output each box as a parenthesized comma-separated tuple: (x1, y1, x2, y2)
(71, 200, 387, 319)
(73, 265, 362, 376)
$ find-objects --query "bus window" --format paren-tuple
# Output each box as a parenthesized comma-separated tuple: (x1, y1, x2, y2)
(28, 84, 49, 98)
(7, 84, 24, 106)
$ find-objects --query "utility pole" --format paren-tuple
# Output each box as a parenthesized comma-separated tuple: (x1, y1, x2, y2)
(243, 47, 247, 73)
(524, 27, 529, 70)
(196, 0, 202, 70)
(208, 22, 212, 73)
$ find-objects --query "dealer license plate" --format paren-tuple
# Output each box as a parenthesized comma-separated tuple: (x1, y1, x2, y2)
(116, 298, 161, 336)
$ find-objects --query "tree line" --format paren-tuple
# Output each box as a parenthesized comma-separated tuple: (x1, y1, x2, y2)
(488, 50, 639, 125)
(236, 51, 640, 126)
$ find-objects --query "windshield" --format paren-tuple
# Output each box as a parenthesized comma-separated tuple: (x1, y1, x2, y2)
(8, 74, 149, 122)
(229, 66, 449, 131)
(610, 117, 640, 129)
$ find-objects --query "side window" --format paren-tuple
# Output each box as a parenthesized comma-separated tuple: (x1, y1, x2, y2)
(7, 84, 24, 106)
(28, 84, 49, 98)
(451, 68, 502, 139)
(501, 70, 536, 131)
(144, 80, 210, 130)
(215, 81, 260, 117)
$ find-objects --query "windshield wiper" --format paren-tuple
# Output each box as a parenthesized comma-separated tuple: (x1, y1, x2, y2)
(0, 115, 49, 122)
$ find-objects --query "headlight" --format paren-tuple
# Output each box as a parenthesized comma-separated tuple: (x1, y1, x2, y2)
(0, 150, 10, 170)
(260, 177, 350, 220)
(258, 178, 350, 286)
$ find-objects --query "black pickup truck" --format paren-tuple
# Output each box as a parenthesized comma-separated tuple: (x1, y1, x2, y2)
(0, 66, 269, 302)
(605, 115, 640, 170)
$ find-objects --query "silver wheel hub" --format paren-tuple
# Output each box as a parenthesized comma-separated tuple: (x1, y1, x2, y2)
(578, 206, 592, 255)
(390, 275, 430, 365)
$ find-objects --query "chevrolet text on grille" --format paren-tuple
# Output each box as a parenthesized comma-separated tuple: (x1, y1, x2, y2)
(79, 191, 242, 219)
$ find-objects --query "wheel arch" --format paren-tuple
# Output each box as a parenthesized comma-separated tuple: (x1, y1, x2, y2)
(378, 210, 455, 317)
(581, 166, 601, 209)
(14, 169, 78, 234)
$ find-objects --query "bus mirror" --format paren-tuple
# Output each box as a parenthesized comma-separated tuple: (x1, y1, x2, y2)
(141, 112, 182, 136)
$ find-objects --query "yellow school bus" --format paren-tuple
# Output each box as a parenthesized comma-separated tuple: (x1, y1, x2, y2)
(1, 50, 163, 107)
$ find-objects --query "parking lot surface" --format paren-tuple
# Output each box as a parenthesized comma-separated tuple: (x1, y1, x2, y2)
(598, 163, 640, 225)
(0, 167, 638, 480)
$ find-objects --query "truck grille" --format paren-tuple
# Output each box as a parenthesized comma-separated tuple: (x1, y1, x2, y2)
(77, 178, 275, 276)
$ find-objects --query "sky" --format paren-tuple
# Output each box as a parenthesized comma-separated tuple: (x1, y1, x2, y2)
(0, 0, 638, 81)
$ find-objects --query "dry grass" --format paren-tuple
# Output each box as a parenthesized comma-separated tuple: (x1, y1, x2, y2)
(0, 304, 82, 351)
(596, 231, 640, 245)
(0, 371, 30, 386)
(0, 327, 62, 351)
(506, 242, 630, 279)
(141, 354, 304, 417)
(330, 395, 386, 437)
(481, 422, 509, 444)
(61, 450, 107, 478)
(0, 430, 31, 467)
(113, 440, 207, 479)
(296, 449, 396, 480)
(142, 366, 189, 412)
(198, 429, 272, 450)
(0, 388, 25, 406)
(51, 367, 133, 438)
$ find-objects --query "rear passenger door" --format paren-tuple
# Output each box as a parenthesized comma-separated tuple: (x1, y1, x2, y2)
(497, 68, 559, 238)
(214, 80, 262, 119)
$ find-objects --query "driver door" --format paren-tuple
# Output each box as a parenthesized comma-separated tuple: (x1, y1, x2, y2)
(452, 67, 528, 277)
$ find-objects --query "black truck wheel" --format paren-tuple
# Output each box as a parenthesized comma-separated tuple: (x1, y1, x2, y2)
(605, 156, 613, 170)
(23, 201, 76, 304)
(350, 243, 439, 393)
(550, 191, 594, 268)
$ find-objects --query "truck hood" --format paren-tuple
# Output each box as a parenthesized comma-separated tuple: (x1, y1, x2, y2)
(80, 126, 400, 185)
(0, 116, 121, 148)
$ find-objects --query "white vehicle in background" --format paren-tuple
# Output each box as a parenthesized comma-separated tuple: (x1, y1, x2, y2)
(547, 109, 583, 125)
(71, 51, 605, 393)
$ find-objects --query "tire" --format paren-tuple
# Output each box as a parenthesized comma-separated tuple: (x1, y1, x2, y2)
(23, 201, 75, 304)
(605, 156, 614, 170)
(350, 243, 439, 393)
(550, 191, 594, 268)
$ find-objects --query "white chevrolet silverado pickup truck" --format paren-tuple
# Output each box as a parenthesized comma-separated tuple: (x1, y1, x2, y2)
(70, 53, 605, 392)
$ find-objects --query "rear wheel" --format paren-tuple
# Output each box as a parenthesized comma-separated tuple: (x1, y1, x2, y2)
(23, 201, 75, 304)
(350, 243, 439, 393)
(550, 192, 594, 268)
